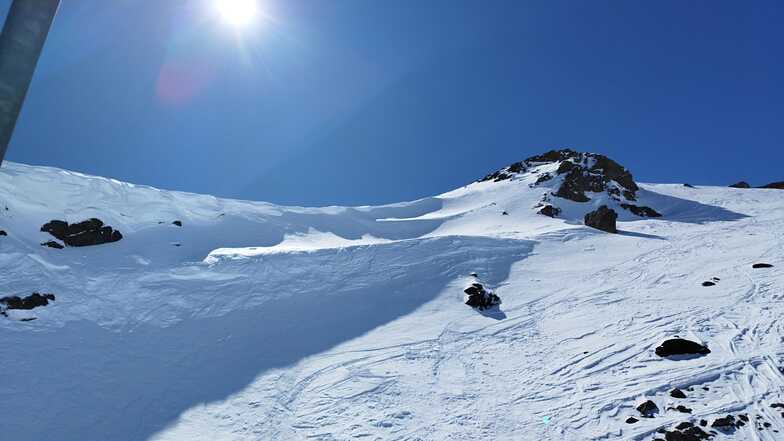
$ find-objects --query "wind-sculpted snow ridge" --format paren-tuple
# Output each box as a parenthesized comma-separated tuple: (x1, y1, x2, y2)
(0, 155, 782, 441)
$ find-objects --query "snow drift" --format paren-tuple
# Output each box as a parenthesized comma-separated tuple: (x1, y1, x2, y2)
(0, 151, 782, 441)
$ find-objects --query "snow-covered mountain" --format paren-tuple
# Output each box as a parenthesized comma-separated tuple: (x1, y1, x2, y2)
(1, 150, 783, 441)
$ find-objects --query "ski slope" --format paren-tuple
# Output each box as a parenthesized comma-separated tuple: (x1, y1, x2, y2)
(0, 160, 782, 441)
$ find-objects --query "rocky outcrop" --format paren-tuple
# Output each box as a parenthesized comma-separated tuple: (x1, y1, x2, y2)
(480, 149, 661, 220)
(729, 181, 751, 188)
(0, 292, 55, 310)
(463, 282, 501, 310)
(660, 422, 711, 440)
(761, 181, 784, 189)
(752, 263, 773, 269)
(655, 338, 710, 358)
(41, 218, 122, 247)
(173, 220, 183, 227)
(41, 240, 64, 249)
(0, 230, 6, 236)
(584, 206, 617, 233)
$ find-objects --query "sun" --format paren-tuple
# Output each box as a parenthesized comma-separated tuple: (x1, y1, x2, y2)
(215, 0, 259, 28)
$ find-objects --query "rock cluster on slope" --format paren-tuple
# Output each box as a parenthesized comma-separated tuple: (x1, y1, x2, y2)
(41, 218, 123, 247)
(479, 149, 661, 220)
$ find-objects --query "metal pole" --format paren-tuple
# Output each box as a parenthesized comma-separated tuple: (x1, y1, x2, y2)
(0, 0, 60, 165)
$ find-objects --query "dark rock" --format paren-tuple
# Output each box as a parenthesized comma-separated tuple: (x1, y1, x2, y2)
(675, 422, 694, 431)
(729, 181, 751, 188)
(761, 181, 784, 189)
(620, 204, 662, 218)
(670, 388, 687, 399)
(538, 205, 561, 218)
(699, 419, 707, 427)
(663, 425, 712, 440)
(702, 281, 715, 287)
(469, 272, 478, 277)
(41, 240, 64, 249)
(0, 292, 55, 310)
(711, 415, 736, 431)
(534, 173, 553, 185)
(637, 400, 659, 418)
(0, 230, 6, 236)
(584, 205, 617, 233)
(172, 220, 183, 227)
(626, 416, 639, 424)
(770, 403, 784, 409)
(41, 218, 123, 247)
(19, 317, 36, 322)
(674, 405, 692, 413)
(752, 263, 773, 269)
(463, 282, 501, 311)
(501, 211, 509, 216)
(738, 414, 749, 422)
(683, 183, 696, 188)
(764, 422, 772, 427)
(655, 338, 711, 358)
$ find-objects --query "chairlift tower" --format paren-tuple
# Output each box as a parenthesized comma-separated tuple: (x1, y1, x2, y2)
(0, 0, 60, 165)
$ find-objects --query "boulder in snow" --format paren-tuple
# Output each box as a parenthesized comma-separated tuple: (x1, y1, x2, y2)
(655, 338, 710, 358)
(636, 400, 659, 418)
(670, 388, 687, 399)
(729, 181, 751, 188)
(0, 292, 55, 311)
(463, 282, 501, 311)
(41, 218, 123, 247)
(584, 205, 617, 233)
(537, 205, 560, 218)
(752, 263, 773, 269)
(41, 240, 64, 249)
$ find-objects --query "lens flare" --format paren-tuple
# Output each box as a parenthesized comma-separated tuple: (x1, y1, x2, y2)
(215, 0, 258, 28)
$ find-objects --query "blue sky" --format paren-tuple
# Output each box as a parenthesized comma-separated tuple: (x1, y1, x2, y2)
(2, 0, 782, 206)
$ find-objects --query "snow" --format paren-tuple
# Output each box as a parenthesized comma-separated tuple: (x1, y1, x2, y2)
(1, 161, 783, 440)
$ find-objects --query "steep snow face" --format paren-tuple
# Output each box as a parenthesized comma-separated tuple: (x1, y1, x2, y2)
(1, 158, 783, 441)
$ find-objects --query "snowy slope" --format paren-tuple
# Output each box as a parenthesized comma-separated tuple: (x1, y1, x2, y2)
(1, 158, 783, 441)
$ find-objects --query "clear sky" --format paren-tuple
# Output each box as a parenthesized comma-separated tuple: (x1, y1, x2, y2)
(2, 0, 782, 206)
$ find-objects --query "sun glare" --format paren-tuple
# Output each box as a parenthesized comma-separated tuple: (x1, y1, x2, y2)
(215, 0, 259, 28)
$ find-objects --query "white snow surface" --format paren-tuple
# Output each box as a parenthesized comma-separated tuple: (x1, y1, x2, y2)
(1, 161, 783, 440)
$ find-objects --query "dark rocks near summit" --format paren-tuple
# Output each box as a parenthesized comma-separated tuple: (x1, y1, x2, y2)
(584, 206, 617, 233)
(655, 338, 710, 358)
(625, 417, 638, 424)
(729, 181, 751, 189)
(701, 281, 715, 287)
(752, 263, 773, 269)
(636, 400, 659, 418)
(761, 181, 784, 189)
(620, 204, 662, 218)
(173, 220, 183, 227)
(41, 218, 123, 247)
(480, 149, 641, 202)
(0, 292, 55, 311)
(0, 230, 6, 236)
